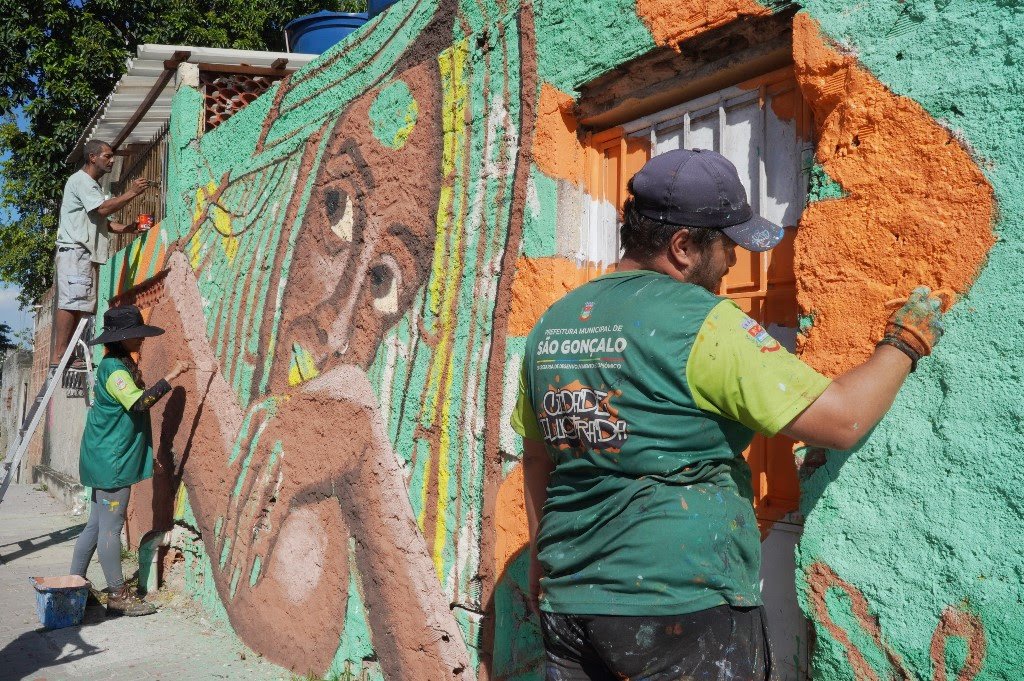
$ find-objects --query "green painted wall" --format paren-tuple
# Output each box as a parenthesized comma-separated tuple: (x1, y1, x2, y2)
(793, 1, 1024, 679)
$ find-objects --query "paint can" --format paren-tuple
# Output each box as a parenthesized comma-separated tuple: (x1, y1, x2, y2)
(138, 214, 154, 231)
(31, 575, 90, 629)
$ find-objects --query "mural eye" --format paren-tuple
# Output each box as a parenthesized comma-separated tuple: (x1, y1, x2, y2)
(369, 264, 391, 290)
(369, 256, 401, 314)
(324, 188, 354, 242)
(325, 189, 344, 219)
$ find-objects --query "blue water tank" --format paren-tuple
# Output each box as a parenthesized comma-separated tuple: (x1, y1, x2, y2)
(368, 0, 401, 18)
(285, 11, 369, 55)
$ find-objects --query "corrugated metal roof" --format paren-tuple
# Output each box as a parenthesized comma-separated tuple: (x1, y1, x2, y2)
(72, 44, 316, 159)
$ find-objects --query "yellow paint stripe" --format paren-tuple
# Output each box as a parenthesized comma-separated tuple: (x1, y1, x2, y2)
(417, 449, 431, 531)
(173, 484, 188, 520)
(193, 187, 206, 224)
(188, 232, 203, 269)
(419, 41, 463, 533)
(425, 38, 468, 577)
(426, 39, 469, 424)
(127, 237, 144, 284)
(432, 351, 456, 578)
(423, 39, 469, 574)
(222, 235, 239, 263)
(288, 342, 320, 386)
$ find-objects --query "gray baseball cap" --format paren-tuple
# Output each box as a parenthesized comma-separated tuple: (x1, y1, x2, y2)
(630, 148, 785, 252)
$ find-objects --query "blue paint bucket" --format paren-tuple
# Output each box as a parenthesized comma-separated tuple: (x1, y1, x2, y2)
(285, 11, 369, 55)
(368, 0, 401, 18)
(31, 575, 90, 629)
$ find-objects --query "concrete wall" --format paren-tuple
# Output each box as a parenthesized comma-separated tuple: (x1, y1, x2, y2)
(36, 385, 89, 512)
(23, 290, 54, 480)
(0, 349, 33, 475)
(23, 288, 91, 510)
(100, 1, 1021, 679)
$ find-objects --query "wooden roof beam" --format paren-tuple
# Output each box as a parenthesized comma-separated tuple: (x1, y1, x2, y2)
(110, 50, 191, 151)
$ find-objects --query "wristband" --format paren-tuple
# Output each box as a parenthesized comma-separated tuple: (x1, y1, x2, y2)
(877, 336, 920, 372)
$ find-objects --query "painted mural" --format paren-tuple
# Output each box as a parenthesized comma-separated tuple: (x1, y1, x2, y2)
(110, 1, 536, 676)
(98, 0, 1022, 679)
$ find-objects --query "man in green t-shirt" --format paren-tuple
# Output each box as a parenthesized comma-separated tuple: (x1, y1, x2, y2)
(511, 149, 945, 680)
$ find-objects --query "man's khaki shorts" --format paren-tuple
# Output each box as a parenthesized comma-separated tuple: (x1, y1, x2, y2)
(55, 245, 97, 312)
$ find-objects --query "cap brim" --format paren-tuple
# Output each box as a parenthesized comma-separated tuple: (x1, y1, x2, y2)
(88, 325, 165, 346)
(721, 214, 786, 252)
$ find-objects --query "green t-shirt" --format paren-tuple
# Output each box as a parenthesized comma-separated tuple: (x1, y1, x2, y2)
(511, 270, 830, 616)
(80, 357, 154, 489)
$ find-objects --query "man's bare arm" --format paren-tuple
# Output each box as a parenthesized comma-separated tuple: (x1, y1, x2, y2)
(783, 287, 945, 450)
(782, 344, 911, 450)
(523, 437, 554, 610)
(94, 178, 151, 217)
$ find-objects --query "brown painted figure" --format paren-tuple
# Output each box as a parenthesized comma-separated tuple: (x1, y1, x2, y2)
(137, 54, 471, 677)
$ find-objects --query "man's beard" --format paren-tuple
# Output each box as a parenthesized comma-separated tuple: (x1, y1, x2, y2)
(684, 250, 723, 293)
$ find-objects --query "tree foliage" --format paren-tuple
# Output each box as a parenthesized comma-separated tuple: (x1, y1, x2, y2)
(0, 321, 15, 352)
(0, 0, 366, 305)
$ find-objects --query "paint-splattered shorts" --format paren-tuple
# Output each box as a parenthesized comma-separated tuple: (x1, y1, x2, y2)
(539, 605, 775, 681)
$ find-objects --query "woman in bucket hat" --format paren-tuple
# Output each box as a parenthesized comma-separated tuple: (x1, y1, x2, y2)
(69, 304, 190, 616)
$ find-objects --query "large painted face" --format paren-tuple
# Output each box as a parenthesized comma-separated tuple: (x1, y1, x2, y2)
(276, 61, 443, 382)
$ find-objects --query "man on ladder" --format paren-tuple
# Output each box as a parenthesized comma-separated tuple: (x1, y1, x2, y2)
(52, 138, 153, 376)
(2, 138, 153, 503)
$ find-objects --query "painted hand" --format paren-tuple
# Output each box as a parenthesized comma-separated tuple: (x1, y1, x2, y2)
(880, 286, 946, 370)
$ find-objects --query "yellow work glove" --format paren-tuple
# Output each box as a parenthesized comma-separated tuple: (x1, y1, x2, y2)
(878, 286, 946, 371)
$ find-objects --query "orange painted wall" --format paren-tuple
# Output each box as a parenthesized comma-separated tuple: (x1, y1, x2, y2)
(533, 83, 584, 184)
(636, 0, 772, 48)
(791, 14, 995, 376)
(494, 464, 529, 579)
(508, 257, 591, 337)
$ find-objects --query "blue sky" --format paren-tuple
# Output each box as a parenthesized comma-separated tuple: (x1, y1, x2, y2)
(0, 283, 32, 337)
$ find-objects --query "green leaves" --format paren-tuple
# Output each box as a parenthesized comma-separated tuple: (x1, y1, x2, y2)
(0, 321, 16, 352)
(0, 0, 366, 307)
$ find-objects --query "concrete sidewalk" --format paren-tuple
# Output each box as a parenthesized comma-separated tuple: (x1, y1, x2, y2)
(0, 484, 291, 681)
